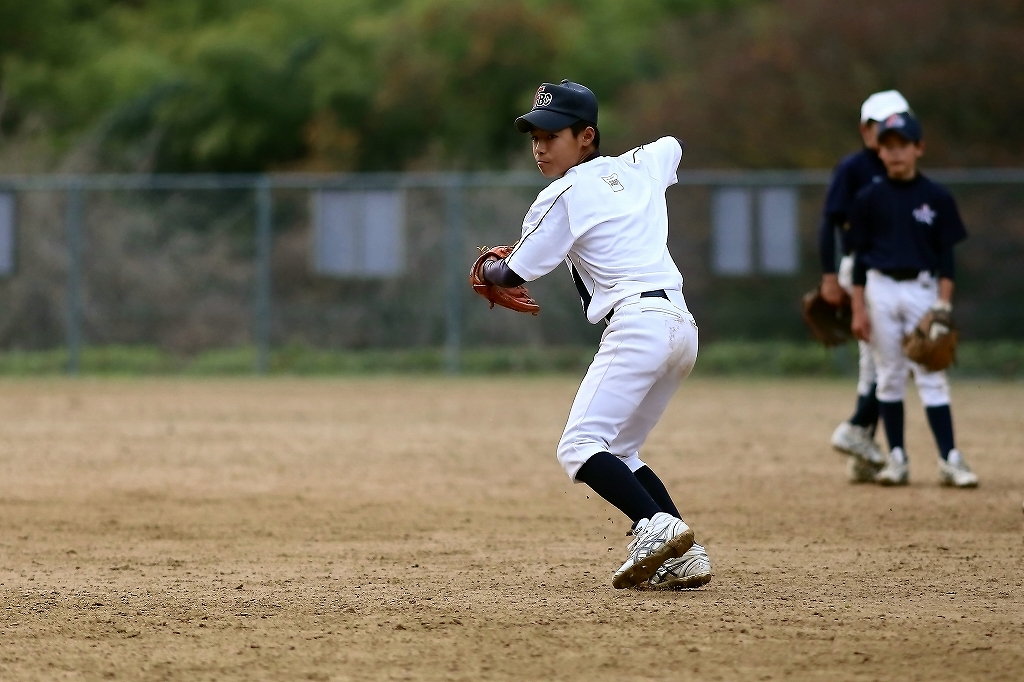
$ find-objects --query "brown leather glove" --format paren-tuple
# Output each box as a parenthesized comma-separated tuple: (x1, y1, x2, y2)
(801, 287, 852, 347)
(469, 246, 540, 315)
(903, 302, 957, 371)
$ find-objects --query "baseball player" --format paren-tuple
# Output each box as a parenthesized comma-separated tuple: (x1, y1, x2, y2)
(819, 91, 910, 482)
(847, 111, 978, 487)
(476, 80, 712, 589)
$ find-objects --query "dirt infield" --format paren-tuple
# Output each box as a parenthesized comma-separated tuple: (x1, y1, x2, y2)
(1, 377, 1022, 681)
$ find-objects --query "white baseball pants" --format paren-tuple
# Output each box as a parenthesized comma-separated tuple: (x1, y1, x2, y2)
(865, 269, 950, 406)
(838, 255, 878, 394)
(558, 290, 698, 481)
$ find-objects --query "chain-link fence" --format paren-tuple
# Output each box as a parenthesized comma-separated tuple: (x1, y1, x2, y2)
(0, 169, 1022, 373)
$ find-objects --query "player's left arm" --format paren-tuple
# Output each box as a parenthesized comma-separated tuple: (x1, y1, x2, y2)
(935, 190, 968, 307)
(481, 258, 525, 287)
(938, 278, 954, 304)
(936, 242, 955, 305)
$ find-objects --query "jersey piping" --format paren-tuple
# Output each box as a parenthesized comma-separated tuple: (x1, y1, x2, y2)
(569, 259, 593, 313)
(507, 184, 573, 262)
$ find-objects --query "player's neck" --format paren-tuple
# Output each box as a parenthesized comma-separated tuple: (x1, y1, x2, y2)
(887, 169, 919, 183)
(576, 148, 599, 167)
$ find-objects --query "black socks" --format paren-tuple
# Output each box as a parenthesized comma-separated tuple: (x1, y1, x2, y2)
(878, 400, 905, 451)
(878, 400, 957, 460)
(633, 466, 681, 518)
(849, 384, 880, 432)
(925, 404, 956, 460)
(575, 452, 664, 523)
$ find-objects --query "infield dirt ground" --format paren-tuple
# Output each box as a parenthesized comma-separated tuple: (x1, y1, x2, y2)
(1, 377, 1022, 681)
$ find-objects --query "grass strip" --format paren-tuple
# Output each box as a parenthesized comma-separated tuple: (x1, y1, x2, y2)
(0, 342, 1020, 378)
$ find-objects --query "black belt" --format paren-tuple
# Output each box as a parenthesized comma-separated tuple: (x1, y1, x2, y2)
(878, 268, 926, 281)
(605, 289, 669, 323)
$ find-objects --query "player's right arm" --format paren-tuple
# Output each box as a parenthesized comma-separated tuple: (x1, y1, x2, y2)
(847, 185, 874, 341)
(851, 284, 871, 342)
(818, 157, 855, 304)
(624, 136, 684, 189)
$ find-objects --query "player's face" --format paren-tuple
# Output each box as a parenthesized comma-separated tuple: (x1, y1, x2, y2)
(859, 121, 880, 150)
(878, 134, 924, 181)
(530, 126, 596, 178)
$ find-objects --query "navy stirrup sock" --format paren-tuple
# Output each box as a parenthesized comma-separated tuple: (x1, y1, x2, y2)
(633, 466, 681, 518)
(849, 384, 880, 431)
(925, 404, 956, 460)
(878, 400, 905, 452)
(575, 452, 661, 523)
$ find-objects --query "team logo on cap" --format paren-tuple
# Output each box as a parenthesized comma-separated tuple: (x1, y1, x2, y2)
(884, 113, 906, 128)
(913, 203, 936, 225)
(535, 87, 553, 108)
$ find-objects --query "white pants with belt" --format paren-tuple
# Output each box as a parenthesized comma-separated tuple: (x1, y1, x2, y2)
(839, 255, 878, 395)
(558, 289, 699, 481)
(865, 269, 950, 406)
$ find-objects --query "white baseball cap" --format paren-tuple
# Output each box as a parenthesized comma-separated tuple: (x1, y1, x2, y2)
(860, 90, 910, 123)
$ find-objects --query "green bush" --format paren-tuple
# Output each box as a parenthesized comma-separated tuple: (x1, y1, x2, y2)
(0, 342, 1020, 378)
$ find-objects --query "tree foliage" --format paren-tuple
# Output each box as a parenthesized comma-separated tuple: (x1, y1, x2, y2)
(1, 0, 1021, 171)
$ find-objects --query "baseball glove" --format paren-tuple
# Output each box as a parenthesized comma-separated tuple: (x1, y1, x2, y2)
(801, 287, 853, 347)
(469, 246, 540, 315)
(903, 303, 958, 371)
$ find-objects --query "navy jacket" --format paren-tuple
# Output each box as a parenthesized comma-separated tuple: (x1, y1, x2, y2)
(818, 148, 887, 273)
(847, 173, 967, 286)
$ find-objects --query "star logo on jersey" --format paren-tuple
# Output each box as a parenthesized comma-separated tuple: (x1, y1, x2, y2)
(913, 203, 936, 225)
(534, 87, 553, 108)
(601, 173, 624, 192)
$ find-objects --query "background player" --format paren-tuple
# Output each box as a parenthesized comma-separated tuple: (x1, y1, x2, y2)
(819, 90, 911, 482)
(847, 111, 978, 488)
(476, 80, 712, 589)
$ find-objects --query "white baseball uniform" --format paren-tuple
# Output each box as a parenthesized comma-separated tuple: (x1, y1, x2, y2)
(505, 137, 697, 480)
(848, 172, 967, 409)
(865, 270, 950, 406)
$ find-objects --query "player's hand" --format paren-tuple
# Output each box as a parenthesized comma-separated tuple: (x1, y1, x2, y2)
(820, 274, 845, 306)
(851, 309, 871, 342)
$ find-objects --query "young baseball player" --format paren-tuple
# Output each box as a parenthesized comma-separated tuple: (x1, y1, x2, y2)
(477, 80, 712, 589)
(847, 111, 978, 487)
(819, 90, 910, 482)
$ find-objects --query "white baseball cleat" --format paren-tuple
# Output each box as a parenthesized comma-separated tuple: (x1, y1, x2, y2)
(612, 512, 694, 589)
(874, 447, 909, 486)
(831, 422, 885, 465)
(847, 455, 883, 483)
(647, 543, 713, 590)
(938, 449, 978, 488)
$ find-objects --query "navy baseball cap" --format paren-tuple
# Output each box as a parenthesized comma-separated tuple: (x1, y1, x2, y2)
(515, 80, 598, 133)
(876, 111, 922, 143)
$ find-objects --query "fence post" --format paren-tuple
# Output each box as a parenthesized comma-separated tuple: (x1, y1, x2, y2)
(444, 176, 465, 374)
(65, 183, 84, 375)
(254, 178, 273, 374)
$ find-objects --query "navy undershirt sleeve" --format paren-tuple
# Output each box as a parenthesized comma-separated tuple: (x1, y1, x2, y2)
(818, 216, 839, 274)
(848, 191, 870, 286)
(481, 258, 525, 287)
(818, 161, 852, 274)
(852, 252, 867, 286)
(937, 243, 955, 281)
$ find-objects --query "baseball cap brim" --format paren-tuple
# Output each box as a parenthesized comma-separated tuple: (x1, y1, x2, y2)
(514, 109, 580, 133)
(878, 128, 921, 143)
